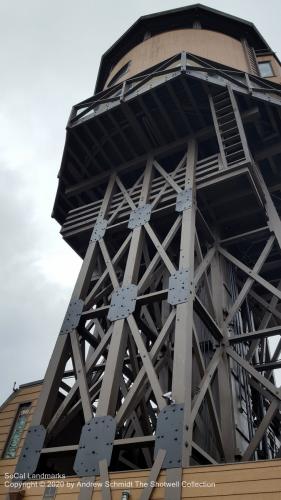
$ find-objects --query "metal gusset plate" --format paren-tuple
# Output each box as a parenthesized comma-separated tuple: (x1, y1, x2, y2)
(176, 188, 192, 212)
(168, 269, 191, 305)
(128, 204, 152, 229)
(108, 284, 138, 321)
(14, 425, 46, 477)
(73, 416, 116, 476)
(154, 404, 184, 468)
(90, 217, 108, 242)
(60, 299, 84, 335)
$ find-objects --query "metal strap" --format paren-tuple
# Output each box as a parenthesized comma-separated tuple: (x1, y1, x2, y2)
(128, 204, 152, 229)
(176, 189, 192, 212)
(168, 269, 191, 305)
(108, 285, 137, 321)
(60, 299, 84, 335)
(90, 217, 108, 242)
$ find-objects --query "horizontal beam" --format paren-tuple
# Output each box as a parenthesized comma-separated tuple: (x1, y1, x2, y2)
(255, 360, 281, 372)
(220, 226, 269, 246)
(114, 435, 155, 447)
(82, 290, 169, 320)
(41, 445, 78, 454)
(41, 436, 156, 455)
(229, 326, 281, 344)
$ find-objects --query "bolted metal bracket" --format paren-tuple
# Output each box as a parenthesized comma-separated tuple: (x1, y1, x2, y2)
(154, 404, 184, 468)
(168, 269, 191, 305)
(90, 217, 108, 242)
(14, 425, 46, 477)
(128, 204, 152, 229)
(108, 285, 137, 321)
(73, 416, 116, 476)
(60, 299, 84, 335)
(176, 188, 192, 212)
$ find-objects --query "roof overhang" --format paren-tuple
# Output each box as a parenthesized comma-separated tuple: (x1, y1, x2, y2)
(52, 52, 281, 258)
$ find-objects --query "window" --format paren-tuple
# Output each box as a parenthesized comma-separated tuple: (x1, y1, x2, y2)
(43, 486, 57, 499)
(258, 61, 274, 78)
(193, 20, 202, 29)
(107, 61, 131, 88)
(3, 403, 31, 459)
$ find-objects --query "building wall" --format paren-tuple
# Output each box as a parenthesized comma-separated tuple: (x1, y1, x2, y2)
(1, 385, 281, 499)
(2, 459, 281, 499)
(0, 383, 42, 499)
(105, 29, 250, 88)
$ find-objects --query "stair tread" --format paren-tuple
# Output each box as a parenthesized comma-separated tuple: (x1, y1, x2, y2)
(219, 121, 238, 130)
(222, 133, 240, 143)
(213, 92, 229, 102)
(224, 142, 243, 151)
(227, 158, 246, 166)
(226, 150, 245, 157)
(216, 104, 233, 113)
(217, 112, 236, 122)
(221, 127, 240, 135)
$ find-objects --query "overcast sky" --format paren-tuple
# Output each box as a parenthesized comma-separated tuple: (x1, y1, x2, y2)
(1, 0, 281, 404)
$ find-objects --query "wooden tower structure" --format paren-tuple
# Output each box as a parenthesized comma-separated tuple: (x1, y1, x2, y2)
(12, 4, 281, 499)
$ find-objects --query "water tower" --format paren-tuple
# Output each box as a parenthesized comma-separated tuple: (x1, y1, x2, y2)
(15, 4, 281, 499)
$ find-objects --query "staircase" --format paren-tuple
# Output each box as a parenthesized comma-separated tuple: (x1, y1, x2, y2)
(209, 87, 250, 168)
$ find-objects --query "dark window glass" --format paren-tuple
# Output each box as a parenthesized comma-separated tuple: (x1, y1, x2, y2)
(258, 61, 274, 78)
(107, 61, 131, 87)
(193, 21, 202, 29)
(3, 403, 31, 458)
(43, 486, 57, 498)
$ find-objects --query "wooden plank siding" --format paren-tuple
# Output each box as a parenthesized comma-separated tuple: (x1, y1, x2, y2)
(104, 29, 250, 89)
(0, 383, 42, 499)
(1, 384, 281, 499)
(15, 462, 281, 500)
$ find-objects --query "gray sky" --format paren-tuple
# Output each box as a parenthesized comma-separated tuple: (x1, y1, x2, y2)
(1, 0, 281, 404)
